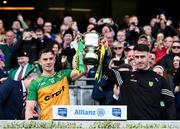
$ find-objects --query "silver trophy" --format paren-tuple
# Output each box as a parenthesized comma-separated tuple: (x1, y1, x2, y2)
(83, 32, 100, 65)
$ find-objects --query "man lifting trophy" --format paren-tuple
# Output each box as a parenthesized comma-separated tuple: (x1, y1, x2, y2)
(75, 32, 105, 80)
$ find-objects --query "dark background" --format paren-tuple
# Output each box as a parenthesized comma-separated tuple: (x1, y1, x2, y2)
(0, 0, 179, 29)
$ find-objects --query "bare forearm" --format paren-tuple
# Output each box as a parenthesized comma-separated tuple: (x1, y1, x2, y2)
(25, 101, 36, 120)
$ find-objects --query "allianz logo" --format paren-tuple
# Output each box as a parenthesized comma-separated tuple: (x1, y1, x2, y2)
(74, 109, 96, 115)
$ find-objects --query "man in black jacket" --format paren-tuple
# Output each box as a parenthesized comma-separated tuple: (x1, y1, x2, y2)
(0, 73, 39, 119)
(109, 44, 176, 120)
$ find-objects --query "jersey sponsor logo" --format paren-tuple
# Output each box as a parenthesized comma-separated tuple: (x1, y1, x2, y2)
(44, 86, 65, 101)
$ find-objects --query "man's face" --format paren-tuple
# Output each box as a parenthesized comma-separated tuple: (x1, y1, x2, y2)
(117, 31, 126, 42)
(149, 53, 156, 67)
(171, 42, 180, 54)
(43, 22, 52, 33)
(6, 31, 15, 44)
(134, 50, 149, 70)
(17, 56, 29, 67)
(35, 30, 44, 39)
(39, 52, 55, 72)
(12, 21, 21, 30)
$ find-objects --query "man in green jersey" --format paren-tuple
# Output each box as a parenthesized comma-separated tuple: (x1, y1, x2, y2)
(25, 48, 87, 120)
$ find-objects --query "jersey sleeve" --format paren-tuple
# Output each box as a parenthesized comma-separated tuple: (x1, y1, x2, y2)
(27, 80, 38, 100)
(160, 77, 176, 119)
(60, 69, 72, 83)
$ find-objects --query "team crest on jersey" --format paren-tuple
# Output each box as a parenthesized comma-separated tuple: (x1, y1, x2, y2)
(149, 81, 154, 87)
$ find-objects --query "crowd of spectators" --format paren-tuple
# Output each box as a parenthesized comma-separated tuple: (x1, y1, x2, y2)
(0, 11, 180, 120)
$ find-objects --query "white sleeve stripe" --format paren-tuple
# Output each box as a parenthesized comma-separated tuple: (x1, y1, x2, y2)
(161, 89, 173, 93)
(161, 91, 175, 97)
(161, 89, 174, 94)
(112, 69, 123, 86)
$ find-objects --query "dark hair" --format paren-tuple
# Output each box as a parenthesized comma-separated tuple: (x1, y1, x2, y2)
(39, 47, 55, 58)
(134, 44, 149, 52)
(35, 28, 44, 33)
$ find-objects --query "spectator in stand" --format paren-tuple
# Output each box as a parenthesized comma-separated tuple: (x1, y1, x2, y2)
(173, 35, 180, 42)
(86, 23, 96, 32)
(0, 53, 7, 79)
(43, 21, 62, 44)
(152, 13, 177, 37)
(143, 25, 155, 43)
(0, 20, 6, 41)
(161, 41, 180, 74)
(17, 29, 39, 63)
(108, 41, 125, 69)
(118, 15, 129, 30)
(62, 29, 76, 68)
(126, 15, 143, 45)
(50, 42, 70, 72)
(149, 52, 156, 68)
(0, 30, 20, 69)
(116, 29, 127, 45)
(34, 17, 44, 29)
(8, 51, 39, 81)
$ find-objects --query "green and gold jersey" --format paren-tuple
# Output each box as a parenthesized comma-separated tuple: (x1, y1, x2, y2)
(27, 69, 72, 120)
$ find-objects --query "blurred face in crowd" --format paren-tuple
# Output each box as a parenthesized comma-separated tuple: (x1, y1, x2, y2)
(35, 30, 44, 39)
(17, 56, 29, 67)
(160, 20, 166, 29)
(156, 33, 164, 42)
(102, 25, 111, 36)
(6, 31, 15, 44)
(153, 66, 164, 76)
(39, 51, 56, 73)
(113, 42, 124, 56)
(89, 17, 96, 24)
(0, 20, 4, 29)
(149, 53, 156, 67)
(116, 30, 126, 42)
(171, 42, 180, 54)
(138, 37, 148, 45)
(86, 24, 95, 32)
(163, 36, 173, 49)
(129, 16, 138, 26)
(63, 33, 73, 47)
(143, 26, 152, 35)
(43, 22, 52, 33)
(104, 32, 114, 46)
(52, 44, 60, 55)
(173, 56, 180, 69)
(126, 49, 134, 62)
(37, 17, 44, 26)
(12, 21, 21, 30)
(173, 35, 180, 42)
(60, 24, 67, 34)
(134, 50, 149, 70)
(63, 16, 73, 27)
(150, 18, 157, 27)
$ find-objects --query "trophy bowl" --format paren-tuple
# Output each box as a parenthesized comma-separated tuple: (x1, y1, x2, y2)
(83, 32, 100, 65)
